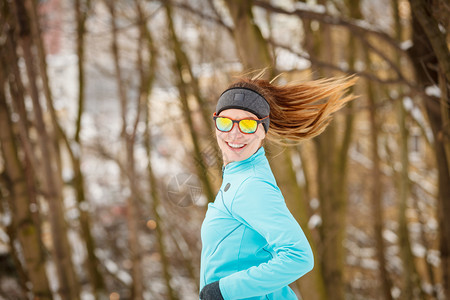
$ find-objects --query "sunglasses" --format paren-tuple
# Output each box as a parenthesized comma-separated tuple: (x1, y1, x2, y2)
(213, 112, 269, 134)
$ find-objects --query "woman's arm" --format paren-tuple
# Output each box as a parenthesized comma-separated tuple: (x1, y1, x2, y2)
(219, 178, 314, 299)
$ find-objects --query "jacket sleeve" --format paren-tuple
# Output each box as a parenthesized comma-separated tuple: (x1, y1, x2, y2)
(219, 178, 314, 299)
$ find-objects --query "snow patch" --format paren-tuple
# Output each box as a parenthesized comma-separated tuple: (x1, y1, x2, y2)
(402, 97, 414, 110)
(117, 270, 133, 285)
(310, 198, 320, 210)
(426, 249, 441, 267)
(426, 218, 438, 231)
(391, 287, 401, 298)
(354, 60, 366, 72)
(29, 203, 38, 213)
(422, 282, 434, 295)
(62, 167, 74, 182)
(361, 258, 378, 270)
(400, 40, 413, 50)
(409, 172, 437, 196)
(425, 85, 441, 98)
(338, 61, 349, 72)
(79, 201, 90, 212)
(382, 229, 398, 243)
(412, 243, 426, 258)
(308, 214, 322, 229)
(0, 229, 9, 254)
(389, 89, 399, 99)
(80, 291, 95, 300)
(0, 212, 11, 227)
(276, 48, 311, 71)
(402, 97, 434, 143)
(105, 259, 118, 273)
(294, 2, 326, 14)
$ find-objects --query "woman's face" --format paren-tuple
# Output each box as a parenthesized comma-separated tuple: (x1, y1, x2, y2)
(215, 109, 266, 166)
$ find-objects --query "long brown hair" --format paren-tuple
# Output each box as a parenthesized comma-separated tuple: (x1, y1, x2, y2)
(227, 75, 358, 144)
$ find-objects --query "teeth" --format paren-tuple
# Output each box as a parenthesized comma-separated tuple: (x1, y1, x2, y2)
(228, 142, 245, 148)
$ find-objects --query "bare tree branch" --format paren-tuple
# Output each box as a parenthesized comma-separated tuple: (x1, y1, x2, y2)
(171, 0, 233, 34)
(171, 1, 417, 89)
(253, 0, 403, 52)
(271, 40, 415, 87)
(358, 35, 406, 82)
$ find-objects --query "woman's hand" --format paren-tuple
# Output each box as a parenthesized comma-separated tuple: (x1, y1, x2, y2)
(199, 281, 224, 300)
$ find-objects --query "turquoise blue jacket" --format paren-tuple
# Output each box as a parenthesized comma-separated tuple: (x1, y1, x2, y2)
(200, 147, 314, 299)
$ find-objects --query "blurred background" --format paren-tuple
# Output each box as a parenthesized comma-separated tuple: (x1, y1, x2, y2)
(0, 0, 449, 299)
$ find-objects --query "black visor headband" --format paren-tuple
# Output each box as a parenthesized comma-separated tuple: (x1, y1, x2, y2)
(215, 87, 270, 133)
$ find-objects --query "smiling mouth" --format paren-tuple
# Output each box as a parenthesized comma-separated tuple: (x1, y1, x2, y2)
(226, 142, 246, 150)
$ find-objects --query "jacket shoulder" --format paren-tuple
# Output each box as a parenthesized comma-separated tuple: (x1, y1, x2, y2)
(229, 176, 283, 213)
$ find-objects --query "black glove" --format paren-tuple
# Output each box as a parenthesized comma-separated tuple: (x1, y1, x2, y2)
(199, 281, 224, 300)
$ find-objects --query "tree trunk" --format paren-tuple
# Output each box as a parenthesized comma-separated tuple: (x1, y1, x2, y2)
(31, 0, 107, 297)
(161, 208, 200, 291)
(0, 41, 53, 300)
(72, 0, 107, 297)
(145, 87, 178, 300)
(311, 6, 345, 299)
(269, 145, 326, 300)
(164, 0, 216, 203)
(1, 15, 49, 298)
(408, 3, 450, 296)
(224, 0, 273, 70)
(136, 0, 178, 298)
(74, 0, 89, 143)
(106, 0, 144, 298)
(392, 1, 424, 298)
(161, 5, 222, 176)
(411, 182, 439, 299)
(409, 0, 450, 84)
(26, 0, 63, 175)
(11, 0, 80, 299)
(396, 96, 424, 300)
(314, 126, 346, 300)
(365, 50, 393, 300)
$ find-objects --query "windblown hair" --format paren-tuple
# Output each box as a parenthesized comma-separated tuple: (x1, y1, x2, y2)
(227, 75, 358, 144)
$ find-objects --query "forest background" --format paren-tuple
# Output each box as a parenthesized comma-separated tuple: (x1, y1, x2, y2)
(0, 0, 449, 299)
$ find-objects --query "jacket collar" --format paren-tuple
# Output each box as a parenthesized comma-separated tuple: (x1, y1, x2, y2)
(222, 147, 266, 175)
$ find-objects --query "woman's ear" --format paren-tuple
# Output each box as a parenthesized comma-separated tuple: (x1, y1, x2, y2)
(259, 133, 266, 148)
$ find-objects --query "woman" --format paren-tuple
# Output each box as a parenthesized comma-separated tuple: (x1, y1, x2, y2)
(199, 75, 356, 300)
